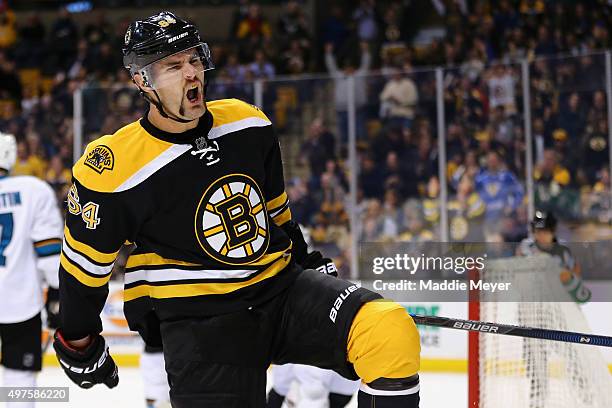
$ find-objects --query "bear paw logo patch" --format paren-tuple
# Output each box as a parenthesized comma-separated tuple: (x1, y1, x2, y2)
(85, 145, 114, 174)
(195, 174, 269, 265)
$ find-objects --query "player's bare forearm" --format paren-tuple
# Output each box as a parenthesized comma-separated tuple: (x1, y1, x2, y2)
(67, 335, 92, 349)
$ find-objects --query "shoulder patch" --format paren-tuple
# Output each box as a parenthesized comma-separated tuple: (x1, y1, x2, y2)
(84, 145, 115, 174)
(73, 121, 185, 193)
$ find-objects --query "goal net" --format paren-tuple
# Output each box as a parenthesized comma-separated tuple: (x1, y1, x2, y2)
(469, 255, 612, 408)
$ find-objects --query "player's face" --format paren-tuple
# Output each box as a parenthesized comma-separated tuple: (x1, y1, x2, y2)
(146, 47, 208, 120)
(534, 229, 554, 245)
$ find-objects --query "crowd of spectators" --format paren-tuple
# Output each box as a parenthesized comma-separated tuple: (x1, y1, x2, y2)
(0, 1, 611, 276)
(292, 0, 612, 266)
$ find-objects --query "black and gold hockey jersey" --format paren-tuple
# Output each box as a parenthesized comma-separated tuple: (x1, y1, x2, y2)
(59, 99, 296, 341)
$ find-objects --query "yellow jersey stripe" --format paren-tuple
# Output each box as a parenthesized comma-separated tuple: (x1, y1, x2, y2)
(248, 245, 290, 266)
(64, 226, 119, 264)
(272, 207, 292, 226)
(266, 191, 288, 211)
(125, 245, 291, 271)
(208, 99, 271, 129)
(60, 253, 111, 287)
(123, 254, 290, 301)
(115, 144, 192, 192)
(126, 253, 200, 269)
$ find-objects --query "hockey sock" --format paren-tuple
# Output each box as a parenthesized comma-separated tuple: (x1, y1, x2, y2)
(4, 368, 36, 408)
(266, 388, 285, 408)
(329, 392, 353, 408)
(140, 350, 170, 403)
(357, 390, 420, 407)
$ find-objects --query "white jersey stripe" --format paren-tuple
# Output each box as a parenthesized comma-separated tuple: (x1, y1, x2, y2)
(124, 267, 259, 285)
(208, 117, 271, 140)
(115, 144, 191, 192)
(62, 240, 114, 276)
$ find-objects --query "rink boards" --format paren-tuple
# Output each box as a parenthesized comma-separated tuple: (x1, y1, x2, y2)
(43, 282, 612, 374)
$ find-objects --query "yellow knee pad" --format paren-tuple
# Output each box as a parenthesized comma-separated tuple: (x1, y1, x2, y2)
(347, 300, 420, 383)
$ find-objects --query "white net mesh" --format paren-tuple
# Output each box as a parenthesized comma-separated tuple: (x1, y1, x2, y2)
(477, 255, 612, 408)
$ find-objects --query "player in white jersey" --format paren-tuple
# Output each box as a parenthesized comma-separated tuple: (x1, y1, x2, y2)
(0, 133, 63, 408)
(268, 364, 358, 408)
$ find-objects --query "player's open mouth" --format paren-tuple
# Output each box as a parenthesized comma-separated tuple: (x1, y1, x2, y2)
(186, 86, 200, 103)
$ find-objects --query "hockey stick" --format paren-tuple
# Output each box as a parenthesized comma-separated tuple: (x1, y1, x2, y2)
(409, 314, 612, 348)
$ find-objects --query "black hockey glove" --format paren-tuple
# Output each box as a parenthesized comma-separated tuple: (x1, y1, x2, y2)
(281, 220, 309, 264)
(53, 330, 119, 389)
(45, 287, 60, 329)
(302, 251, 338, 277)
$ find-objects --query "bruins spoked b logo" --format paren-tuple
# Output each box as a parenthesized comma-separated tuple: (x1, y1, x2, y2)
(195, 174, 269, 265)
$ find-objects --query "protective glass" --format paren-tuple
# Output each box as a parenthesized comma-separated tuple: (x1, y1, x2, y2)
(139, 43, 214, 90)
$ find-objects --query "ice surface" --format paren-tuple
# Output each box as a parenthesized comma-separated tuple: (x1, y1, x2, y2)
(0, 367, 467, 407)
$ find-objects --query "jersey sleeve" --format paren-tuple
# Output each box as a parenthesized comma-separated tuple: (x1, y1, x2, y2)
(262, 127, 312, 263)
(264, 129, 292, 227)
(59, 179, 134, 340)
(30, 180, 63, 288)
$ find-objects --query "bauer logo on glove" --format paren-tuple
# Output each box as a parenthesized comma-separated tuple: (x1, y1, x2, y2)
(316, 262, 338, 276)
(301, 250, 338, 277)
(53, 330, 119, 389)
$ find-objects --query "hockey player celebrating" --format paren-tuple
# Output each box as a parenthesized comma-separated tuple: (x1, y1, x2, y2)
(53, 12, 421, 408)
(0, 133, 64, 408)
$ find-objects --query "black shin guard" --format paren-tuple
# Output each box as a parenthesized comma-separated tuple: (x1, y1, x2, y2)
(266, 389, 285, 408)
(329, 392, 353, 408)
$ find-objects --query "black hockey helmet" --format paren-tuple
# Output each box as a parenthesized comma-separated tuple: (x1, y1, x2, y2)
(122, 12, 214, 123)
(122, 11, 213, 81)
(531, 210, 557, 231)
